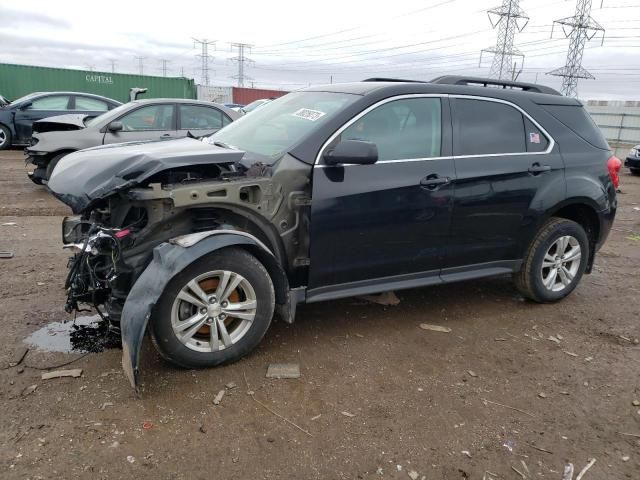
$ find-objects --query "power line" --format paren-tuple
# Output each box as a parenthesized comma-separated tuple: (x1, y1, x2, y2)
(160, 59, 170, 77)
(134, 56, 146, 75)
(480, 0, 529, 80)
(547, 0, 606, 97)
(230, 42, 253, 87)
(193, 38, 216, 86)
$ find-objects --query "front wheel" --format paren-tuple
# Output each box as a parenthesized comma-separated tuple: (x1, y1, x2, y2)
(514, 218, 589, 303)
(0, 124, 11, 150)
(150, 247, 275, 369)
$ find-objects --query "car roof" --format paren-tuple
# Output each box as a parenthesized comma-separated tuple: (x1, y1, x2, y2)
(28, 91, 122, 104)
(111, 98, 241, 119)
(303, 78, 579, 106)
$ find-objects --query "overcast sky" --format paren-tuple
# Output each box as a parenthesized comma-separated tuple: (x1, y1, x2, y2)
(1, 0, 640, 99)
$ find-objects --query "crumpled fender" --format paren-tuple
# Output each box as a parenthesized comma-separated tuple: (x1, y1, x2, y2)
(120, 230, 275, 390)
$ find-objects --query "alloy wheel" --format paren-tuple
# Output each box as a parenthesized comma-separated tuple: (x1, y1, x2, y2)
(170, 270, 257, 353)
(541, 235, 582, 292)
(0, 129, 6, 148)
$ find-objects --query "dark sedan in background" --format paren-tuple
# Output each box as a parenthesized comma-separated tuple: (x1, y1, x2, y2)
(0, 91, 121, 150)
(26, 98, 240, 183)
(626, 145, 640, 175)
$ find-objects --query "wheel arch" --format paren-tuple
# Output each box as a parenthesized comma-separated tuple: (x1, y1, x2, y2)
(120, 230, 290, 391)
(545, 198, 602, 273)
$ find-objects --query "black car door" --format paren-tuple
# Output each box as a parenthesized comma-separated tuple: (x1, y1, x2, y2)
(443, 96, 565, 276)
(307, 95, 455, 300)
(13, 94, 73, 143)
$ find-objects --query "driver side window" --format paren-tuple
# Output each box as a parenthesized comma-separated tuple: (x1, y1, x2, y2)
(119, 104, 174, 131)
(342, 97, 442, 161)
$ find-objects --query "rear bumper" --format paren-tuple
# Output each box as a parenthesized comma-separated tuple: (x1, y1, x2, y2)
(625, 156, 640, 169)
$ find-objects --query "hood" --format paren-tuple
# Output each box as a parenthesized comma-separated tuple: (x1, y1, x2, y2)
(32, 114, 89, 133)
(47, 137, 246, 213)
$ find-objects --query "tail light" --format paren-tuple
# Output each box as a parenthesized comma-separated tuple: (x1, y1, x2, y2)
(607, 155, 622, 189)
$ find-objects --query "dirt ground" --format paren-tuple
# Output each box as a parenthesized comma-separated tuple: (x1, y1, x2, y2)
(1, 149, 639, 480)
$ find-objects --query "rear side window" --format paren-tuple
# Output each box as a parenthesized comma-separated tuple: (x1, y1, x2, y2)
(75, 96, 109, 112)
(179, 105, 225, 130)
(454, 98, 525, 155)
(524, 118, 549, 152)
(540, 104, 609, 150)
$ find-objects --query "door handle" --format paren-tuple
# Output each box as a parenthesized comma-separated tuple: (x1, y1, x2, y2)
(160, 133, 172, 138)
(528, 163, 551, 174)
(420, 175, 451, 190)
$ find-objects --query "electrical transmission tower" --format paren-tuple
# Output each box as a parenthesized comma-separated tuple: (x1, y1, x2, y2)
(160, 59, 170, 77)
(480, 0, 529, 80)
(230, 42, 253, 87)
(109, 60, 116, 73)
(134, 56, 146, 75)
(193, 38, 216, 86)
(547, 0, 605, 98)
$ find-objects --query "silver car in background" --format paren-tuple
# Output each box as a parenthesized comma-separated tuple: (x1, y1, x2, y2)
(26, 98, 240, 184)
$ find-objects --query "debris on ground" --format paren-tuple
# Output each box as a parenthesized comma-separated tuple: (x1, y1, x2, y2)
(467, 370, 478, 377)
(100, 402, 114, 410)
(198, 424, 207, 433)
(266, 363, 301, 379)
(575, 458, 596, 480)
(126, 455, 135, 464)
(7, 347, 28, 367)
(483, 398, 535, 417)
(538, 392, 547, 399)
(213, 389, 225, 405)
(419, 323, 451, 333)
(632, 399, 640, 407)
(621, 455, 630, 462)
(0, 250, 14, 259)
(22, 384, 37, 397)
(562, 463, 574, 480)
(1, 222, 17, 226)
(341, 411, 356, 418)
(311, 414, 321, 421)
(563, 351, 578, 357)
(41, 368, 82, 380)
(142, 421, 153, 430)
(69, 319, 121, 353)
(358, 291, 400, 306)
(407, 470, 419, 480)
(461, 450, 472, 458)
(511, 465, 526, 479)
(548, 335, 561, 344)
(225, 381, 237, 389)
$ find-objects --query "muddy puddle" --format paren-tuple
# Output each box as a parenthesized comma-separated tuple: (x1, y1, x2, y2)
(24, 315, 121, 353)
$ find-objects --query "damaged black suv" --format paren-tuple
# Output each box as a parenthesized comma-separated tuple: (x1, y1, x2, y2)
(48, 76, 619, 388)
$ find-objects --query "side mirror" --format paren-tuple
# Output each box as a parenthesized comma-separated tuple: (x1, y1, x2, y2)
(323, 139, 378, 166)
(108, 121, 123, 132)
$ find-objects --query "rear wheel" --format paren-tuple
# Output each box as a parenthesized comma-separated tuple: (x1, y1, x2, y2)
(0, 124, 10, 150)
(630, 168, 640, 176)
(150, 248, 275, 369)
(45, 152, 69, 180)
(514, 218, 589, 303)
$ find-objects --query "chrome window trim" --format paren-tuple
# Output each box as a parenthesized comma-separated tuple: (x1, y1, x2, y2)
(313, 93, 555, 167)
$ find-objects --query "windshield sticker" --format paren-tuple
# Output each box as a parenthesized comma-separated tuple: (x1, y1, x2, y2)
(529, 132, 541, 144)
(292, 108, 326, 122)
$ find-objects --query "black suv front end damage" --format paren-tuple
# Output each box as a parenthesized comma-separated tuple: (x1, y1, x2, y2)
(49, 137, 313, 388)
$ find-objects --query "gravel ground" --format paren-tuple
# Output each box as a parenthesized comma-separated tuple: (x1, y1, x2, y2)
(1, 149, 639, 480)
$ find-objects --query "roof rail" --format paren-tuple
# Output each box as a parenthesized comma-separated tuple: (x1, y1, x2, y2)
(430, 75, 561, 96)
(362, 77, 428, 84)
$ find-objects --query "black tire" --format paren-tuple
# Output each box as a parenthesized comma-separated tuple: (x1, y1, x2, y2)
(0, 124, 10, 150)
(29, 167, 46, 185)
(45, 152, 69, 180)
(514, 218, 589, 303)
(150, 247, 275, 369)
(630, 168, 640, 176)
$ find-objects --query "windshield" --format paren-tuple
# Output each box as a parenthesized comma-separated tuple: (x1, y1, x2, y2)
(208, 91, 358, 159)
(85, 102, 133, 127)
(10, 92, 42, 106)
